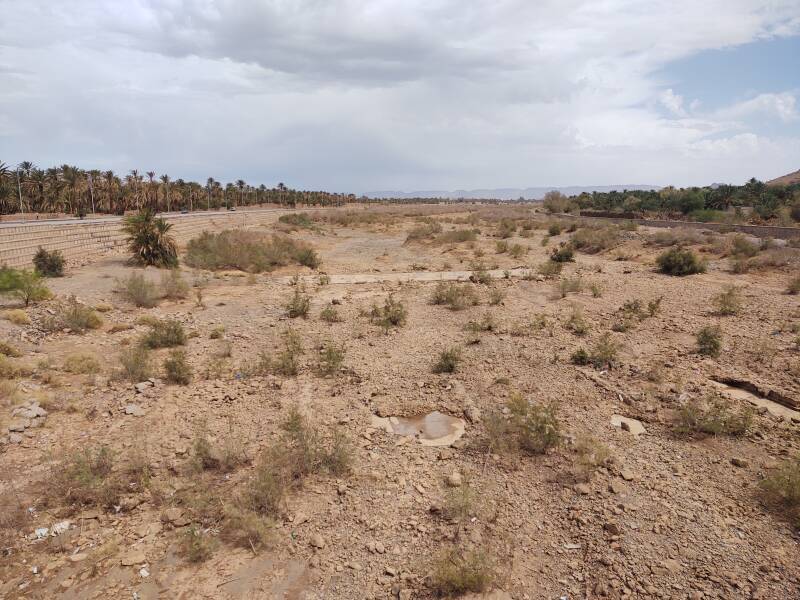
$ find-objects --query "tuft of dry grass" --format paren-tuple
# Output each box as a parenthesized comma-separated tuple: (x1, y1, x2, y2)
(63, 352, 101, 374)
(186, 230, 320, 272)
(429, 547, 496, 596)
(430, 282, 479, 311)
(118, 345, 153, 382)
(432, 347, 461, 374)
(760, 458, 800, 528)
(676, 394, 752, 437)
(712, 285, 743, 316)
(117, 272, 161, 308)
(4, 309, 31, 325)
(164, 349, 192, 385)
(141, 319, 187, 348)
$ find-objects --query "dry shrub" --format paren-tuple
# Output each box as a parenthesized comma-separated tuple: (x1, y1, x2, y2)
(0, 341, 21, 358)
(647, 228, 706, 247)
(317, 342, 345, 376)
(429, 547, 496, 596)
(760, 458, 800, 528)
(141, 319, 186, 348)
(285, 286, 311, 318)
(555, 276, 583, 298)
(369, 296, 407, 331)
(118, 345, 153, 381)
(431, 282, 479, 311)
(4, 309, 30, 325)
(696, 325, 722, 357)
(486, 392, 560, 455)
(788, 276, 800, 295)
(712, 285, 743, 316)
(406, 220, 443, 242)
(570, 227, 621, 253)
(432, 347, 461, 374)
(180, 526, 216, 563)
(436, 229, 479, 244)
(164, 349, 192, 384)
(185, 230, 320, 272)
(43, 296, 104, 333)
(676, 394, 752, 436)
(656, 247, 706, 276)
(49, 446, 123, 510)
(572, 435, 612, 482)
(319, 305, 342, 323)
(443, 479, 479, 523)
(63, 352, 101, 374)
(118, 273, 160, 308)
(537, 261, 563, 278)
(161, 269, 190, 300)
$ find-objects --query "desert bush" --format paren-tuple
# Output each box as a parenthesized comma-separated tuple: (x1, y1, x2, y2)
(164, 349, 192, 385)
(787, 276, 800, 295)
(443, 479, 478, 522)
(431, 282, 479, 311)
(161, 269, 190, 300)
(0, 341, 21, 358)
(370, 296, 407, 331)
(268, 329, 304, 376)
(319, 305, 342, 323)
(537, 261, 563, 278)
(550, 244, 574, 263)
(555, 276, 583, 298)
(142, 319, 186, 348)
(488, 392, 561, 455)
(564, 305, 589, 336)
(465, 313, 497, 333)
(696, 325, 722, 357)
(317, 342, 345, 376)
(50, 446, 121, 509)
(508, 243, 527, 259)
(676, 395, 752, 436)
(63, 352, 101, 374)
(221, 504, 275, 551)
(570, 227, 621, 253)
(33, 247, 65, 277)
(495, 240, 508, 253)
(45, 295, 103, 333)
(730, 234, 759, 258)
(573, 435, 612, 482)
(405, 220, 443, 242)
(180, 526, 216, 563)
(573, 333, 620, 369)
(547, 222, 563, 236)
(118, 273, 160, 308)
(712, 285, 743, 316)
(123, 209, 178, 267)
(656, 247, 706, 276)
(118, 345, 153, 381)
(429, 547, 495, 596)
(278, 212, 314, 228)
(488, 287, 505, 305)
(0, 267, 51, 306)
(4, 309, 30, 325)
(209, 325, 225, 339)
(760, 458, 800, 527)
(191, 425, 246, 473)
(436, 229, 479, 244)
(432, 347, 461, 374)
(647, 228, 705, 247)
(185, 230, 320, 272)
(285, 286, 311, 318)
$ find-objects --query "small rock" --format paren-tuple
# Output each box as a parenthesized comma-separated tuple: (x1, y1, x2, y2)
(161, 507, 184, 524)
(310, 533, 325, 549)
(125, 404, 145, 417)
(620, 469, 635, 481)
(68, 553, 88, 563)
(603, 521, 621, 536)
(731, 457, 749, 468)
(574, 483, 591, 495)
(121, 550, 146, 566)
(446, 471, 463, 487)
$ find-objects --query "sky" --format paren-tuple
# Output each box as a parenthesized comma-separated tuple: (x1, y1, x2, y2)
(0, 0, 799, 194)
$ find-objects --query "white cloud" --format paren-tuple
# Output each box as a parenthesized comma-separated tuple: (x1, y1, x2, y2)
(0, 0, 798, 190)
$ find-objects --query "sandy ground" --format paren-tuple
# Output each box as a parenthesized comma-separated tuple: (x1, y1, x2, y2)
(1, 206, 799, 600)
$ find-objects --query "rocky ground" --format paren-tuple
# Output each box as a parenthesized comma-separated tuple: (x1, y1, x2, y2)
(1, 205, 799, 599)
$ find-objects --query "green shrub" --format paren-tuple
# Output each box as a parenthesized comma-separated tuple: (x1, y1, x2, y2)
(572, 333, 620, 369)
(432, 347, 461, 373)
(118, 273, 160, 308)
(507, 392, 561, 454)
(547, 222, 563, 236)
(50, 446, 122, 509)
(730, 234, 759, 258)
(142, 319, 187, 349)
(33, 247, 65, 277)
(164, 349, 192, 385)
(0, 267, 51, 306)
(122, 209, 178, 268)
(696, 325, 722, 357)
(656, 247, 706, 276)
(47, 295, 103, 333)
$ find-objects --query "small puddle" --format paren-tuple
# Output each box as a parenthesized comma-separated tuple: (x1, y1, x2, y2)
(610, 415, 646, 436)
(371, 411, 465, 446)
(711, 380, 800, 421)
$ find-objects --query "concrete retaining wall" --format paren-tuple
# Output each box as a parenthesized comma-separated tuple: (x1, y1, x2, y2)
(559, 214, 800, 240)
(0, 208, 325, 269)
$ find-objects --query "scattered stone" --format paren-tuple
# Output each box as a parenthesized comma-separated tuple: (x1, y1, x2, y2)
(731, 457, 749, 468)
(310, 533, 325, 549)
(121, 550, 146, 566)
(574, 483, 591, 495)
(446, 470, 463, 487)
(603, 521, 621, 536)
(610, 415, 646, 436)
(620, 469, 635, 481)
(134, 381, 154, 393)
(125, 404, 145, 417)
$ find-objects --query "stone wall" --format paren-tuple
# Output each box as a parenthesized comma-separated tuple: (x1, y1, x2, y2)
(0, 208, 324, 269)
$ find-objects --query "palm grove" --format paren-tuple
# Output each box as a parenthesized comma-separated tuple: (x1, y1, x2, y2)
(0, 161, 355, 216)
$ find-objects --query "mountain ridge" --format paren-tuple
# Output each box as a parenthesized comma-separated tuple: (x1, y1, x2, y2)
(365, 184, 661, 200)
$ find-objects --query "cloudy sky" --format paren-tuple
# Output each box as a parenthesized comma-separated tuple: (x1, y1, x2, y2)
(1, 1, 799, 193)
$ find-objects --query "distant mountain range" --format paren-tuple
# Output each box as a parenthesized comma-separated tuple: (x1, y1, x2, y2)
(365, 185, 661, 200)
(767, 169, 800, 186)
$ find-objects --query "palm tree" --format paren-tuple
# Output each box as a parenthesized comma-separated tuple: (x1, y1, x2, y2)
(104, 170, 117, 214)
(236, 179, 246, 208)
(159, 174, 171, 212)
(206, 177, 214, 211)
(146, 171, 156, 209)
